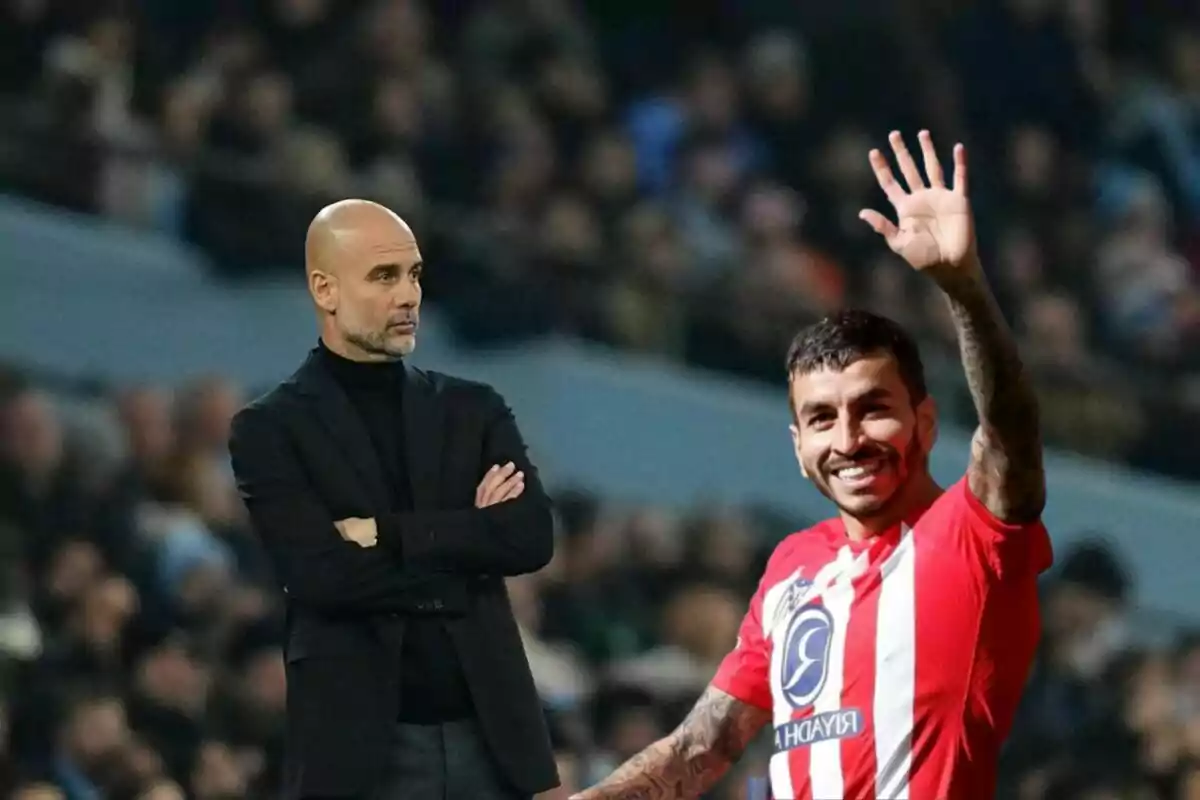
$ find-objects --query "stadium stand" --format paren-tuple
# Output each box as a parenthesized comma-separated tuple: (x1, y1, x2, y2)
(1, 1, 1200, 798)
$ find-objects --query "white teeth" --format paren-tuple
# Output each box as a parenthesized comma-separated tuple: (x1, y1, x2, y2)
(835, 463, 881, 479)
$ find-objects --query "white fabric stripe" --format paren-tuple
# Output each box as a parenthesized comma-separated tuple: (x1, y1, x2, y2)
(808, 546, 857, 799)
(768, 751, 793, 799)
(763, 569, 801, 800)
(873, 526, 917, 799)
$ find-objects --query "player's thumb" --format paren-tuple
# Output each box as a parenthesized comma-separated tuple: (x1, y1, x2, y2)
(858, 209, 897, 240)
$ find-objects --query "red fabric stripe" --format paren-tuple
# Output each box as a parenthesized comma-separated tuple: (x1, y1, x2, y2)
(839, 562, 881, 799)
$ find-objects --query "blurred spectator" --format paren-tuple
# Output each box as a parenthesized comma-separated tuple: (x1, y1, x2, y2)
(5, 0, 1195, 473)
(1, 2, 1200, 798)
(0, 361, 1194, 798)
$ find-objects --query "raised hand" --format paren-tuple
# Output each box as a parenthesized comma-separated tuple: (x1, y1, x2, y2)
(859, 130, 977, 281)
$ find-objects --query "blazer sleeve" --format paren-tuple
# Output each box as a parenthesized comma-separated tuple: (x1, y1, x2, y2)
(229, 403, 444, 613)
(377, 387, 554, 576)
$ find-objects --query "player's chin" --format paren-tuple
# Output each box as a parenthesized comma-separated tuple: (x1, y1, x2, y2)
(830, 483, 900, 518)
(385, 331, 417, 356)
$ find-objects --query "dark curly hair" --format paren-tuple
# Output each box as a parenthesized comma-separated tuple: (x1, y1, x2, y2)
(785, 309, 928, 415)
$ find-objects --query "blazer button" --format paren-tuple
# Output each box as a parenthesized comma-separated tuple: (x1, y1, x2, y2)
(431, 599, 444, 611)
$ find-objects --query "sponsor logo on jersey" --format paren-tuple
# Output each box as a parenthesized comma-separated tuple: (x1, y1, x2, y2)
(774, 708, 865, 752)
(773, 584, 865, 750)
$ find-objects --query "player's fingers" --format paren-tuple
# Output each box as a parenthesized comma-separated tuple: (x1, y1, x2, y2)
(917, 130, 944, 188)
(477, 463, 514, 500)
(482, 479, 523, 507)
(496, 462, 516, 480)
(496, 472, 524, 499)
(888, 131, 925, 192)
(868, 148, 907, 206)
(480, 479, 503, 507)
(858, 209, 899, 241)
(479, 471, 518, 506)
(953, 143, 968, 195)
(497, 484, 524, 504)
(476, 478, 494, 507)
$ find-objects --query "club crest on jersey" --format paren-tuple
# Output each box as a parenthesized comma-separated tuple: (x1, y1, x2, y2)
(771, 571, 813, 631)
(773, 599, 866, 752)
(779, 603, 833, 709)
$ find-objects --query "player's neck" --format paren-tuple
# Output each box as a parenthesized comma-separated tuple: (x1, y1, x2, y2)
(841, 473, 943, 542)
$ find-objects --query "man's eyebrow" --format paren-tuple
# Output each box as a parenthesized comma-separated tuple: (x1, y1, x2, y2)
(798, 399, 832, 418)
(369, 261, 423, 272)
(798, 388, 893, 417)
(854, 387, 894, 403)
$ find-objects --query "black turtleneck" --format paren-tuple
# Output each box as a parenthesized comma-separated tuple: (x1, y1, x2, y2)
(316, 340, 473, 723)
(317, 341, 412, 510)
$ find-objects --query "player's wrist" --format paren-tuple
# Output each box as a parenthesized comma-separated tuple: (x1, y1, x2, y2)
(931, 254, 986, 297)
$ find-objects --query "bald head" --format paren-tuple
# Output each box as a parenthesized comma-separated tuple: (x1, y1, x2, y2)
(305, 199, 423, 362)
(305, 199, 415, 278)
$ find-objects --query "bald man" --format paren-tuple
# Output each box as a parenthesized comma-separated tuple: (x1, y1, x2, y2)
(228, 201, 557, 800)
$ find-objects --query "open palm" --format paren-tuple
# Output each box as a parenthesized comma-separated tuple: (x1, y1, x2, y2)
(859, 130, 976, 275)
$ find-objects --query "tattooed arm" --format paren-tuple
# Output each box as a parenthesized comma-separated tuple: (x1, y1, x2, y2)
(858, 130, 1045, 524)
(570, 686, 770, 800)
(939, 263, 1046, 523)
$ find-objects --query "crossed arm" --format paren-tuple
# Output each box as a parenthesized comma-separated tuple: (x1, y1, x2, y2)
(332, 462, 526, 550)
(570, 686, 771, 800)
(229, 389, 553, 613)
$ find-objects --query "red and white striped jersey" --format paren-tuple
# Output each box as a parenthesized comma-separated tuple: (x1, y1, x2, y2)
(713, 478, 1053, 800)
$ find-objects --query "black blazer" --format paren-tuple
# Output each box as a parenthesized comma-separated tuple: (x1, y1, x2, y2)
(228, 351, 558, 798)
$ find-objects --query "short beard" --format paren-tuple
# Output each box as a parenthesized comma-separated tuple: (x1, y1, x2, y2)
(345, 329, 411, 359)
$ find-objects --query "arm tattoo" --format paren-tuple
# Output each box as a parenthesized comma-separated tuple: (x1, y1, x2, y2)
(940, 267, 1046, 522)
(576, 686, 770, 800)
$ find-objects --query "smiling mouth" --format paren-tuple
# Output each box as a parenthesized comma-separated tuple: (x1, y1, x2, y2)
(830, 457, 888, 488)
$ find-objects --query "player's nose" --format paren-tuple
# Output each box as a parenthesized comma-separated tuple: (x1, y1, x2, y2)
(392, 284, 420, 308)
(833, 419, 867, 456)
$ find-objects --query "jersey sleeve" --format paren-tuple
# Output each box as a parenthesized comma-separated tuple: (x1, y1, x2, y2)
(711, 573, 773, 711)
(950, 477, 1054, 579)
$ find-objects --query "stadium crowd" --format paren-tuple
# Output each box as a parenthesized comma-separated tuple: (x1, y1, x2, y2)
(0, 371, 1192, 800)
(1, 0, 1199, 798)
(2, 0, 1200, 477)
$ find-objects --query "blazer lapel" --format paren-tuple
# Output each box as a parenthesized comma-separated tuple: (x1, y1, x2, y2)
(292, 351, 391, 509)
(403, 365, 442, 511)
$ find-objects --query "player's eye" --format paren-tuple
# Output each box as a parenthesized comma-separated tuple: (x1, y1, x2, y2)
(807, 413, 835, 429)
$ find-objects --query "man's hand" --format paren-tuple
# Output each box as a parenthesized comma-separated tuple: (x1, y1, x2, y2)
(863, 129, 1045, 523)
(334, 517, 378, 548)
(475, 462, 525, 508)
(859, 129, 978, 283)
